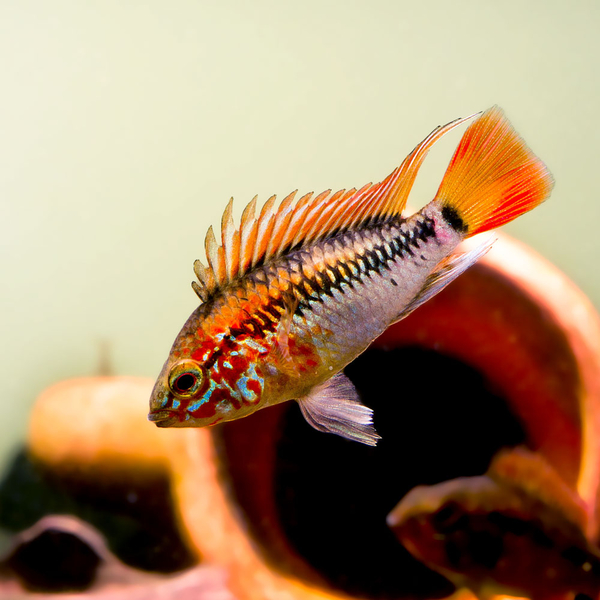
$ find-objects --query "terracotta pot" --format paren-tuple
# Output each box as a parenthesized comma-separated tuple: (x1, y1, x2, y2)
(25, 234, 600, 600)
(167, 234, 600, 600)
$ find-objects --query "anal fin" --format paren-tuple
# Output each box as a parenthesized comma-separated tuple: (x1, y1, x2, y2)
(298, 372, 380, 446)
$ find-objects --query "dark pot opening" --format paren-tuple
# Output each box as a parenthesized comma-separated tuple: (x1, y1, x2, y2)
(3, 528, 101, 593)
(217, 345, 527, 599)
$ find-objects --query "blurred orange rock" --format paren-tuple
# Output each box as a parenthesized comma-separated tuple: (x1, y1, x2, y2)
(28, 376, 187, 475)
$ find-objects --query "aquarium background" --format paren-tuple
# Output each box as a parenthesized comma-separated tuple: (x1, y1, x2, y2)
(1, 0, 599, 469)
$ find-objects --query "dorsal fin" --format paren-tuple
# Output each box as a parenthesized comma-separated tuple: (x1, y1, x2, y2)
(195, 113, 477, 297)
(488, 447, 589, 533)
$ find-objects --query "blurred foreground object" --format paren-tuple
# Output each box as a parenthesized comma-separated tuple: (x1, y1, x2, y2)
(18, 234, 600, 600)
(0, 515, 233, 599)
(388, 447, 600, 599)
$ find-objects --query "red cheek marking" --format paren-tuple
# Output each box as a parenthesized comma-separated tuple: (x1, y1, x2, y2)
(191, 401, 217, 419)
(215, 386, 243, 411)
(219, 355, 248, 386)
(246, 379, 261, 398)
(211, 369, 225, 385)
(292, 341, 317, 357)
(229, 353, 248, 373)
(191, 340, 216, 362)
(288, 339, 320, 371)
(188, 383, 241, 420)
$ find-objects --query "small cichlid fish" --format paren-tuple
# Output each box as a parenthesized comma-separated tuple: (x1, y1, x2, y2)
(388, 448, 599, 600)
(149, 107, 553, 445)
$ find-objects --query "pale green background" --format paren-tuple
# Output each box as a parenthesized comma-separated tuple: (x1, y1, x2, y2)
(1, 1, 599, 469)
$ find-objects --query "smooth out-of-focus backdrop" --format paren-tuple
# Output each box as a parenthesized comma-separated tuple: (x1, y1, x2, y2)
(1, 1, 598, 468)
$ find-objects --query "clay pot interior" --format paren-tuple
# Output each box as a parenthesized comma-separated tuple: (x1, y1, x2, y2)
(216, 351, 524, 598)
(212, 254, 586, 599)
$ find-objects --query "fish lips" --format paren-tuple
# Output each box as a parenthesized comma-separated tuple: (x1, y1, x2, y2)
(147, 410, 178, 427)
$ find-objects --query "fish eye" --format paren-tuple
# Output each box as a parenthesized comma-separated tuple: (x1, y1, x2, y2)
(168, 360, 204, 399)
(174, 373, 196, 393)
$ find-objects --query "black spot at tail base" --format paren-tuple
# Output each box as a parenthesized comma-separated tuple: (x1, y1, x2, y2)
(441, 205, 468, 234)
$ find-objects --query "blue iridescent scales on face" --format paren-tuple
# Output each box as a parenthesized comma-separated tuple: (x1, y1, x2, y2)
(236, 363, 263, 404)
(187, 393, 210, 413)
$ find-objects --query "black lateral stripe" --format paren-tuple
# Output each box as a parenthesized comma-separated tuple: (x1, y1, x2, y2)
(346, 259, 363, 280)
(280, 215, 438, 307)
(256, 309, 278, 329)
(364, 249, 380, 268)
(263, 302, 282, 320)
(356, 254, 370, 274)
(327, 265, 346, 290)
(336, 261, 356, 287)
(316, 271, 334, 297)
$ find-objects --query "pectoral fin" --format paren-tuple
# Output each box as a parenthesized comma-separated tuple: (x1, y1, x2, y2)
(297, 372, 380, 446)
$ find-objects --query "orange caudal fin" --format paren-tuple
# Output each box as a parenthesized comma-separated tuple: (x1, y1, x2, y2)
(434, 106, 554, 237)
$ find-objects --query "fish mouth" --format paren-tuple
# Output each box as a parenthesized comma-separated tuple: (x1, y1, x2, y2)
(147, 410, 177, 427)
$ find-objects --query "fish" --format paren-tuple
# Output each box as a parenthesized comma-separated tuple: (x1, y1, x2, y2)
(148, 107, 553, 445)
(387, 448, 600, 600)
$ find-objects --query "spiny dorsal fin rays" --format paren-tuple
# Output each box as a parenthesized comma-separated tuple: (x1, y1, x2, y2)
(251, 194, 278, 268)
(205, 226, 226, 287)
(294, 189, 341, 247)
(308, 117, 466, 241)
(279, 191, 319, 254)
(300, 188, 361, 246)
(347, 114, 479, 232)
(238, 196, 258, 277)
(191, 280, 209, 302)
(324, 184, 376, 235)
(193, 259, 215, 291)
(194, 111, 478, 297)
(265, 190, 297, 259)
(297, 114, 473, 245)
(221, 198, 240, 284)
